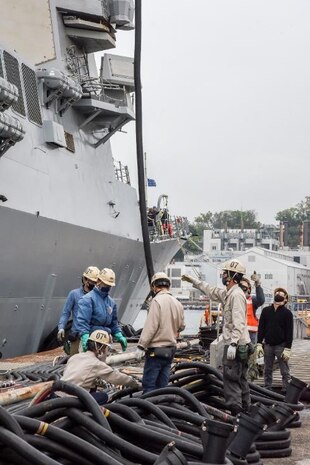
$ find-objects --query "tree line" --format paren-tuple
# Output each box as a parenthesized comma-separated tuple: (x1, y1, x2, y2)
(186, 196, 310, 252)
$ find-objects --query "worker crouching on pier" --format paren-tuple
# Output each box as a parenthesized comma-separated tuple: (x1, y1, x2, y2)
(58, 330, 139, 405)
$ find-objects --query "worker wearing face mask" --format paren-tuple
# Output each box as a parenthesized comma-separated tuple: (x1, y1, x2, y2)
(57, 266, 100, 355)
(76, 268, 128, 353)
(257, 288, 293, 393)
(57, 330, 139, 404)
(182, 259, 251, 416)
(239, 272, 265, 345)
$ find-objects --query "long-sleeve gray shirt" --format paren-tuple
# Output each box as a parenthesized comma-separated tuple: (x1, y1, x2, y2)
(193, 280, 250, 345)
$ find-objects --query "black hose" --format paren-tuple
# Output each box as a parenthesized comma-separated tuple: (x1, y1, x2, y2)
(66, 407, 158, 463)
(19, 395, 84, 417)
(119, 398, 176, 428)
(143, 419, 201, 443)
(157, 405, 206, 426)
(134, 0, 154, 282)
(169, 419, 202, 437)
(0, 405, 25, 438)
(69, 425, 135, 465)
(0, 426, 60, 465)
(52, 380, 112, 430)
(141, 393, 186, 406)
(172, 374, 208, 388)
(170, 369, 202, 382)
(15, 414, 123, 465)
(141, 386, 210, 418)
(25, 434, 94, 465)
(38, 407, 70, 424)
(105, 406, 203, 458)
(173, 361, 224, 381)
(200, 403, 234, 423)
(108, 402, 144, 423)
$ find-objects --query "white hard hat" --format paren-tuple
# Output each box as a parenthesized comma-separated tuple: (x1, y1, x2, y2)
(98, 268, 116, 287)
(83, 266, 100, 282)
(222, 259, 246, 275)
(89, 330, 112, 347)
(274, 287, 289, 301)
(151, 272, 171, 286)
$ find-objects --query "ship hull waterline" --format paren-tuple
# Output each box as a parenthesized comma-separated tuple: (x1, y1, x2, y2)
(0, 207, 184, 358)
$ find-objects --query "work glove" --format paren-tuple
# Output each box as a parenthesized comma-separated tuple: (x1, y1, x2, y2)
(227, 344, 237, 360)
(114, 332, 128, 352)
(281, 347, 291, 361)
(135, 346, 145, 360)
(250, 271, 261, 287)
(57, 329, 65, 342)
(247, 342, 255, 356)
(127, 377, 140, 389)
(256, 343, 264, 359)
(81, 333, 90, 352)
(181, 274, 200, 285)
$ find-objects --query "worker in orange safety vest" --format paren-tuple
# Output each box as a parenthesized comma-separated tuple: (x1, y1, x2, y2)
(199, 302, 210, 327)
(239, 271, 265, 345)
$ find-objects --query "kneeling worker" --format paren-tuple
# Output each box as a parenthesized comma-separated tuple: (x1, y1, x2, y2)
(60, 330, 139, 404)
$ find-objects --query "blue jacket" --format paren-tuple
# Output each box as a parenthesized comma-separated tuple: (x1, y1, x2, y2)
(58, 287, 85, 335)
(76, 287, 121, 337)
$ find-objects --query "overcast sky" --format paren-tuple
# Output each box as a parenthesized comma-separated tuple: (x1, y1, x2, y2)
(99, 0, 310, 225)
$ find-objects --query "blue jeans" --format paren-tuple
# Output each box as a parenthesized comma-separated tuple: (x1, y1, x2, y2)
(142, 352, 172, 393)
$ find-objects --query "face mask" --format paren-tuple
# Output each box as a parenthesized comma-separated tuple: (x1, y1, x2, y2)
(87, 283, 95, 290)
(97, 351, 108, 361)
(98, 285, 111, 293)
(222, 276, 229, 286)
(274, 294, 285, 303)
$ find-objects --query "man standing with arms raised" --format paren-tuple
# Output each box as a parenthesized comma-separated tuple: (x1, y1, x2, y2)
(182, 259, 251, 415)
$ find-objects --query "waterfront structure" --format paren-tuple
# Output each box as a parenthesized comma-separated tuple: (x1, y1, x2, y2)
(167, 229, 310, 310)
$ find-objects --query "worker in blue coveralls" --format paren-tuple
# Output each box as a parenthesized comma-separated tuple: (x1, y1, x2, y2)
(76, 268, 128, 353)
(57, 266, 100, 356)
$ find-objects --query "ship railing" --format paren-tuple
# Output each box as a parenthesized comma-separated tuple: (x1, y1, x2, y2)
(80, 77, 131, 108)
(148, 215, 190, 242)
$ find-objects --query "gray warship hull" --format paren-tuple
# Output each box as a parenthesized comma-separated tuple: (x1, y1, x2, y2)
(0, 0, 186, 358)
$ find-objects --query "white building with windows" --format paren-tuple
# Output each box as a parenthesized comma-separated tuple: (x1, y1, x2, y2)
(166, 245, 310, 307)
(235, 247, 310, 302)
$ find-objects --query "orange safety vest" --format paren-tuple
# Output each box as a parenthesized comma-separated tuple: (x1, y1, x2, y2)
(247, 296, 258, 332)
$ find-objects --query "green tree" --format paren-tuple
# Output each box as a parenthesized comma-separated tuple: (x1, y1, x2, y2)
(184, 209, 260, 253)
(212, 210, 260, 229)
(275, 197, 310, 247)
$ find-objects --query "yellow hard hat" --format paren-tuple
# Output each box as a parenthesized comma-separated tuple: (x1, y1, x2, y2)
(151, 272, 171, 286)
(83, 266, 100, 282)
(222, 259, 246, 275)
(98, 268, 116, 287)
(89, 330, 112, 347)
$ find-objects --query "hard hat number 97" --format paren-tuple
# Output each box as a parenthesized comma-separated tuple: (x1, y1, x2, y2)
(229, 261, 239, 269)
